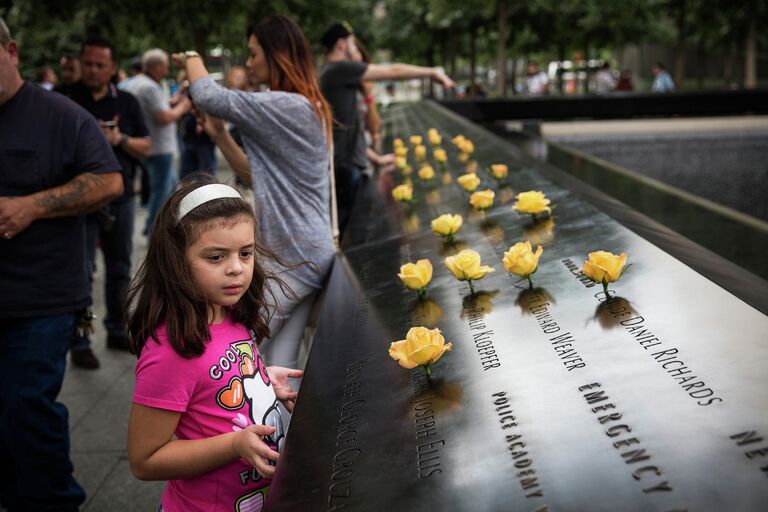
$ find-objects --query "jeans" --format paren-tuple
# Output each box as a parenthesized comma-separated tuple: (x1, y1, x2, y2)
(0, 313, 85, 511)
(144, 153, 175, 234)
(70, 199, 134, 352)
(334, 165, 364, 236)
(179, 139, 217, 181)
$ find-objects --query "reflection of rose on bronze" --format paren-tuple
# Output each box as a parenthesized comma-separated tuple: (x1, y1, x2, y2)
(515, 287, 555, 316)
(480, 220, 504, 245)
(426, 189, 441, 205)
(498, 185, 515, 205)
(401, 211, 420, 234)
(411, 298, 444, 328)
(429, 378, 464, 415)
(593, 296, 635, 330)
(462, 290, 499, 318)
(441, 170, 453, 186)
(524, 216, 556, 246)
(467, 209, 486, 223)
(438, 239, 468, 257)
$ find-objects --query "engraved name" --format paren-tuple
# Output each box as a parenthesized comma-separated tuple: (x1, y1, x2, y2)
(561, 258, 596, 288)
(327, 359, 367, 510)
(461, 286, 501, 372)
(730, 430, 768, 478)
(596, 293, 723, 407)
(518, 289, 586, 372)
(491, 391, 546, 499)
(411, 367, 446, 478)
(579, 382, 675, 495)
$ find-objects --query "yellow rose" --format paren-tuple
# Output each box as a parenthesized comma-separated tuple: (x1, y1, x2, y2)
(490, 164, 508, 180)
(513, 190, 552, 216)
(581, 251, 628, 285)
(398, 259, 433, 293)
(452, 134, 466, 146)
(459, 139, 474, 154)
(418, 165, 435, 181)
(392, 184, 413, 202)
(402, 165, 413, 176)
(470, 189, 495, 210)
(393, 137, 404, 149)
(431, 213, 463, 238)
(458, 152, 469, 163)
(415, 144, 427, 160)
(503, 241, 543, 279)
(445, 249, 495, 283)
(428, 131, 442, 146)
(410, 135, 423, 146)
(395, 146, 408, 158)
(433, 148, 447, 163)
(395, 156, 408, 170)
(389, 326, 452, 372)
(457, 173, 481, 192)
(441, 171, 453, 185)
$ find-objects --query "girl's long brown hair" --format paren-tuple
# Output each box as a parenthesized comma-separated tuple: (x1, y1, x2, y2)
(126, 176, 294, 358)
(249, 15, 332, 144)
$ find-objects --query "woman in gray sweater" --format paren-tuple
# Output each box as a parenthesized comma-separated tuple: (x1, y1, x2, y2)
(173, 15, 334, 369)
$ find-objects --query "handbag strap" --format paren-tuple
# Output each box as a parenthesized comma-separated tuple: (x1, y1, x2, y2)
(328, 142, 340, 252)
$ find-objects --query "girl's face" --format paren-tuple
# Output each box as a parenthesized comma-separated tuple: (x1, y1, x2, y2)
(246, 35, 269, 86)
(186, 216, 256, 324)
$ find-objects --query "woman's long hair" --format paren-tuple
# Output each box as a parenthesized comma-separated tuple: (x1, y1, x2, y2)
(126, 176, 294, 358)
(249, 15, 332, 144)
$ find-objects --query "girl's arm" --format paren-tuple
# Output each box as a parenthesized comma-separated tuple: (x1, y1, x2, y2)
(127, 403, 278, 481)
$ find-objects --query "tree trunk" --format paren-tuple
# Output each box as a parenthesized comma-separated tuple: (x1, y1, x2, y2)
(744, 1, 757, 88)
(673, 0, 687, 87)
(449, 32, 458, 78)
(426, 36, 435, 98)
(496, 0, 509, 96)
(469, 24, 477, 89)
(724, 42, 734, 85)
(696, 37, 705, 89)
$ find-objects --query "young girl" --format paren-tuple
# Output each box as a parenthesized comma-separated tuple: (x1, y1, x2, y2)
(172, 15, 334, 372)
(127, 178, 302, 512)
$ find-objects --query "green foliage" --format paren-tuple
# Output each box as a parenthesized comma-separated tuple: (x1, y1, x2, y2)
(2, 0, 765, 83)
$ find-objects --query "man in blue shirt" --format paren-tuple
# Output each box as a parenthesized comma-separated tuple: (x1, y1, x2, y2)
(0, 17, 123, 511)
(56, 36, 151, 368)
(651, 62, 676, 93)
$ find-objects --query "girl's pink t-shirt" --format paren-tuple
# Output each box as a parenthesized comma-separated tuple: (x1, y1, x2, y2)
(133, 317, 286, 512)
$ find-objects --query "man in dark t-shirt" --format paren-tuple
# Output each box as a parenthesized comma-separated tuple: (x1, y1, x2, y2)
(0, 18, 123, 511)
(56, 36, 151, 368)
(319, 21, 456, 234)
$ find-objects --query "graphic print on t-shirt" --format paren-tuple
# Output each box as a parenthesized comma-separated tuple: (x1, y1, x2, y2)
(211, 335, 286, 511)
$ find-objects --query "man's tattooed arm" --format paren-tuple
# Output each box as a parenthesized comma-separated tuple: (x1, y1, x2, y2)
(33, 171, 124, 218)
(0, 171, 122, 238)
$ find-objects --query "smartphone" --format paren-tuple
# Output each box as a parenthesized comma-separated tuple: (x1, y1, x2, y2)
(100, 120, 118, 128)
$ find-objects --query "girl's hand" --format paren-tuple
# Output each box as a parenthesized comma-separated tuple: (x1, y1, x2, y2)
(266, 366, 303, 412)
(232, 424, 279, 478)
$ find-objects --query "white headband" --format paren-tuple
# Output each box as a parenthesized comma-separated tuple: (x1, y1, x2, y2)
(177, 184, 243, 221)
